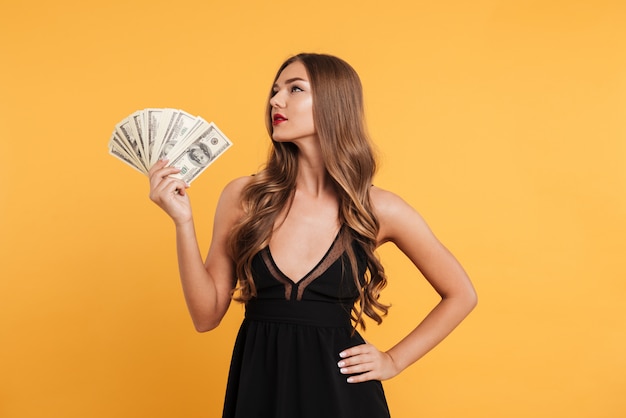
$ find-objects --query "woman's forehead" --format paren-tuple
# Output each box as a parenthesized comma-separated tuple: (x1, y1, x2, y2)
(275, 61, 309, 85)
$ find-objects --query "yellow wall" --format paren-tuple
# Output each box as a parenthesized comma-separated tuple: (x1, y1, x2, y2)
(1, 1, 625, 417)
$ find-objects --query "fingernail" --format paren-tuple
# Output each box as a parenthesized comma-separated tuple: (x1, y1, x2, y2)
(337, 361, 345, 367)
(340, 368, 348, 374)
(339, 352, 347, 358)
(347, 377, 354, 383)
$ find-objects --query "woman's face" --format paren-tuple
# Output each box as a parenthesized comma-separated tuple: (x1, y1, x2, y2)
(269, 61, 316, 144)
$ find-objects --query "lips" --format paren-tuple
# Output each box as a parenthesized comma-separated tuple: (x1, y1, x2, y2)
(272, 113, 287, 126)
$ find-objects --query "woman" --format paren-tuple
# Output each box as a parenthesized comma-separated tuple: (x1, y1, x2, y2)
(149, 53, 477, 418)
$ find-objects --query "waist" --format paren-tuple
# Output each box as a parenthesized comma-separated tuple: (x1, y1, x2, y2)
(245, 299, 353, 327)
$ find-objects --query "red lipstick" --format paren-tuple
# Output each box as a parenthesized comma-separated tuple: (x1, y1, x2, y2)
(273, 113, 287, 126)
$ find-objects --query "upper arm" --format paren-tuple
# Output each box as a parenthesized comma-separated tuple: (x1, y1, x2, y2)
(371, 187, 475, 300)
(203, 176, 252, 298)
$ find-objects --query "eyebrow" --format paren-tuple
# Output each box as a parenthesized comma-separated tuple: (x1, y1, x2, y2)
(273, 77, 308, 89)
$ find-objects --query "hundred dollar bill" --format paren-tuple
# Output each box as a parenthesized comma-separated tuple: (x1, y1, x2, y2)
(108, 108, 233, 181)
(128, 110, 148, 167)
(146, 108, 174, 166)
(109, 131, 144, 170)
(115, 118, 148, 172)
(109, 138, 146, 174)
(159, 110, 206, 161)
(167, 122, 232, 184)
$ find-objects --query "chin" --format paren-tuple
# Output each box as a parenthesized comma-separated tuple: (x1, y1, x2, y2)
(271, 134, 291, 143)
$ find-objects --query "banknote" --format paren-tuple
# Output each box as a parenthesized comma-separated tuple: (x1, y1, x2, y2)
(128, 110, 147, 166)
(145, 108, 174, 166)
(109, 139, 145, 174)
(115, 117, 148, 172)
(159, 110, 207, 161)
(167, 122, 232, 184)
(108, 108, 232, 181)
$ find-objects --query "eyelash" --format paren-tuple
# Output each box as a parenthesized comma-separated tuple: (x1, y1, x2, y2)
(272, 85, 304, 96)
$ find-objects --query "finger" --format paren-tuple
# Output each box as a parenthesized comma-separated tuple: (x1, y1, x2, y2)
(160, 178, 188, 196)
(148, 160, 181, 181)
(346, 370, 379, 384)
(337, 351, 373, 368)
(175, 183, 189, 196)
(150, 177, 188, 202)
(338, 343, 370, 359)
(149, 166, 183, 192)
(148, 159, 169, 177)
(339, 360, 375, 376)
(149, 167, 181, 187)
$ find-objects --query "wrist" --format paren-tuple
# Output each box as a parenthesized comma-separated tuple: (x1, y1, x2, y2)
(385, 350, 402, 377)
(174, 217, 194, 230)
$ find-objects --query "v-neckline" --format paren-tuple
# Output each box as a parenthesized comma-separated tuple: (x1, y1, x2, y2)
(266, 227, 343, 285)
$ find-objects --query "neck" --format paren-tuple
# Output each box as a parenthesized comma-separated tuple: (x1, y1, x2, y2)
(294, 140, 333, 198)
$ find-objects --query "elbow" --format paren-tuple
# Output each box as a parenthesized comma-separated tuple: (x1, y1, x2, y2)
(189, 305, 228, 333)
(193, 318, 222, 333)
(465, 287, 478, 313)
(446, 286, 478, 315)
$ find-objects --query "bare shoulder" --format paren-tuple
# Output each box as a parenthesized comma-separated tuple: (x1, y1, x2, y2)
(370, 185, 430, 245)
(370, 186, 410, 216)
(217, 175, 254, 207)
(222, 175, 254, 199)
(213, 176, 254, 226)
(370, 185, 420, 224)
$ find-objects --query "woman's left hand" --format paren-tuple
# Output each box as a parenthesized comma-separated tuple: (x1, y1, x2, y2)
(337, 343, 400, 383)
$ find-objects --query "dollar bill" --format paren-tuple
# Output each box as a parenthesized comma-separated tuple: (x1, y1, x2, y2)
(128, 110, 148, 167)
(159, 110, 205, 160)
(146, 108, 174, 166)
(110, 131, 144, 171)
(109, 138, 146, 174)
(108, 108, 232, 181)
(115, 118, 148, 172)
(167, 122, 233, 184)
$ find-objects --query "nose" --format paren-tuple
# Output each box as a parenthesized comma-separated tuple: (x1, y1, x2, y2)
(269, 90, 285, 108)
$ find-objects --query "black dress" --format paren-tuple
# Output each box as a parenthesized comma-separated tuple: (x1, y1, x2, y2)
(222, 233, 391, 418)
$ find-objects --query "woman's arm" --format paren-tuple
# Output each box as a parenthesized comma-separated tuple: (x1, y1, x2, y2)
(338, 186, 477, 382)
(148, 160, 250, 332)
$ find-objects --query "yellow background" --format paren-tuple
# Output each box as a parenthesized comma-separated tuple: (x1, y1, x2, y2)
(1, 0, 625, 417)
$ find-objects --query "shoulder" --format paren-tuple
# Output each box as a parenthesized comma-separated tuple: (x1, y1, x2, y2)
(370, 185, 414, 221)
(213, 176, 254, 223)
(370, 185, 429, 245)
(221, 175, 254, 200)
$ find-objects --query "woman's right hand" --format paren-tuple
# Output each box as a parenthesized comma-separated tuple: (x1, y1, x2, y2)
(148, 159, 193, 226)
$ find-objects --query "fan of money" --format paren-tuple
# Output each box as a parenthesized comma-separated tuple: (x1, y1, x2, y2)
(108, 108, 233, 184)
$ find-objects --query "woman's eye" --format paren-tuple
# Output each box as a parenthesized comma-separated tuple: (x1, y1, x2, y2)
(291, 85, 303, 93)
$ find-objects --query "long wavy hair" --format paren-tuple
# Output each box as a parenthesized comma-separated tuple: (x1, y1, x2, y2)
(229, 53, 389, 330)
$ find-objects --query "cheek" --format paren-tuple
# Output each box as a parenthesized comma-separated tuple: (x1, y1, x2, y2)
(297, 98, 314, 124)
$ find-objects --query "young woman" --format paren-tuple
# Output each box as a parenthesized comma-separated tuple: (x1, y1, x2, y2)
(148, 53, 477, 418)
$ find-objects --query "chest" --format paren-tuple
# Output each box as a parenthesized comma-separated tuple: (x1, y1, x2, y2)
(269, 194, 340, 283)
